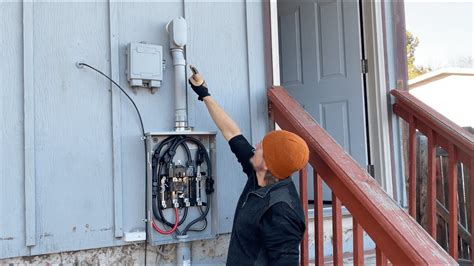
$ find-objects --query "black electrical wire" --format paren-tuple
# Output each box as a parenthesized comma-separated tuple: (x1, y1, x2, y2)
(151, 136, 192, 235)
(181, 137, 213, 235)
(161, 136, 192, 164)
(152, 137, 193, 233)
(152, 135, 213, 236)
(78, 62, 148, 265)
(188, 206, 208, 232)
(78, 63, 145, 135)
(182, 191, 210, 235)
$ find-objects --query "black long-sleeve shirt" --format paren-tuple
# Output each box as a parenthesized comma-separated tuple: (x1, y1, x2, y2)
(226, 135, 306, 266)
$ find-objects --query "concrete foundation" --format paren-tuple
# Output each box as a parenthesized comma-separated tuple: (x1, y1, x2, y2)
(1, 211, 376, 265)
(0, 234, 230, 265)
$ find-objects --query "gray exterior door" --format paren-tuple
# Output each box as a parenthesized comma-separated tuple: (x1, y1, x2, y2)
(278, 0, 368, 201)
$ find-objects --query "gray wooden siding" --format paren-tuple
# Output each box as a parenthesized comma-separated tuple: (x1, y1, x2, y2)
(0, 1, 267, 258)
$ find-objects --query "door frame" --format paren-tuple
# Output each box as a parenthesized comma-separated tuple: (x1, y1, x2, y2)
(263, 0, 395, 196)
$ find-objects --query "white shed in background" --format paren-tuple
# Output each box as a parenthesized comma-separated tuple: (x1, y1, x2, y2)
(409, 68, 474, 128)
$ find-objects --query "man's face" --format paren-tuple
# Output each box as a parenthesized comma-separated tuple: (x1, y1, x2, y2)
(250, 141, 266, 172)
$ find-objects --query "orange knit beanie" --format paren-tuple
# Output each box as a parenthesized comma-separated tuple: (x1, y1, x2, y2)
(262, 130, 309, 179)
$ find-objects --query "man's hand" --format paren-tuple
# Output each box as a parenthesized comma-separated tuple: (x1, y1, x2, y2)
(188, 66, 210, 101)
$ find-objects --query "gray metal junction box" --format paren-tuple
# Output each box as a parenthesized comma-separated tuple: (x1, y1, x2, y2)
(145, 131, 217, 245)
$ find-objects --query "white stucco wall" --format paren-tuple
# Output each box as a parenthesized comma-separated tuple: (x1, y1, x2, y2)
(410, 73, 474, 128)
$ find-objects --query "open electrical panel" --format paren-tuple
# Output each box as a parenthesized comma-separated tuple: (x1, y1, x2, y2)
(145, 131, 217, 245)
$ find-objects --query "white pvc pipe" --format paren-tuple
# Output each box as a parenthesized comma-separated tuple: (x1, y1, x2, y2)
(171, 48, 187, 131)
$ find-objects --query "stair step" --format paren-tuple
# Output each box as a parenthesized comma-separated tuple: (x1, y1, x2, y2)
(320, 249, 380, 265)
(307, 208, 375, 260)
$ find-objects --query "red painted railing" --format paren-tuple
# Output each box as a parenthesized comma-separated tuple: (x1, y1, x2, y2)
(392, 89, 474, 261)
(268, 87, 456, 265)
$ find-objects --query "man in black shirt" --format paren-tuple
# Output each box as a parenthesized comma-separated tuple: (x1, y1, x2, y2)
(188, 67, 309, 266)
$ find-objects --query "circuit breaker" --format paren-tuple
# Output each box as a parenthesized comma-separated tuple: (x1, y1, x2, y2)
(126, 43, 163, 91)
(146, 131, 217, 245)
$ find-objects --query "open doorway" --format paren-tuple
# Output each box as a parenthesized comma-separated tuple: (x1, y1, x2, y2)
(276, 0, 370, 202)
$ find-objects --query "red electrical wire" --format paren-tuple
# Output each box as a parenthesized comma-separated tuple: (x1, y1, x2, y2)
(152, 208, 179, 235)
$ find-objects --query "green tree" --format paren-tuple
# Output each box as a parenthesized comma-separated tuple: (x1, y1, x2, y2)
(406, 31, 431, 79)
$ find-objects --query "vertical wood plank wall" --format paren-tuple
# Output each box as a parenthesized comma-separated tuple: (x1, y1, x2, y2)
(22, 0, 36, 248)
(0, 1, 267, 259)
(1, 2, 32, 258)
(109, 1, 123, 238)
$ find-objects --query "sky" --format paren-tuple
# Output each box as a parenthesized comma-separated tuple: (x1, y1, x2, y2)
(404, 0, 474, 69)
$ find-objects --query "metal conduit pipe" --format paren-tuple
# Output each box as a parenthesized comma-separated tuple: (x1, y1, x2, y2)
(167, 17, 192, 265)
(176, 236, 192, 266)
(167, 17, 189, 131)
(171, 49, 187, 130)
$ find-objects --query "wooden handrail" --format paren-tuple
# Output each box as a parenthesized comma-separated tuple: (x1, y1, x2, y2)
(268, 86, 456, 265)
(392, 89, 474, 261)
(391, 89, 474, 165)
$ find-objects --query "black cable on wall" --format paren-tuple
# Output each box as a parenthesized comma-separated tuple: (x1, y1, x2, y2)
(77, 62, 149, 265)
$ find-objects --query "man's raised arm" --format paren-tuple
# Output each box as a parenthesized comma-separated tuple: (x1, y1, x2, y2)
(188, 68, 241, 141)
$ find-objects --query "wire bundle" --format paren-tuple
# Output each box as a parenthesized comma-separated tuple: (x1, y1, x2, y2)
(151, 135, 214, 236)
